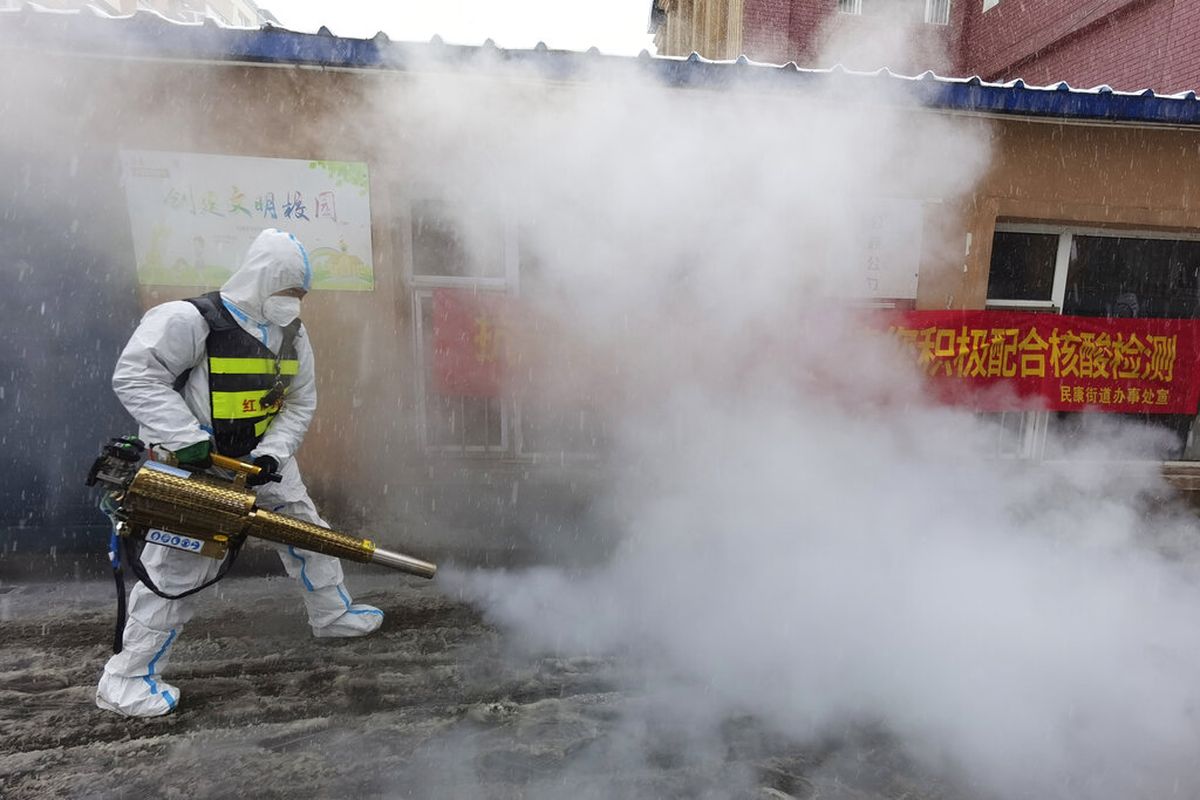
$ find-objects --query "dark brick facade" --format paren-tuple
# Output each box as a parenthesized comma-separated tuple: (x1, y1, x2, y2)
(740, 0, 961, 73)
(672, 0, 1200, 93)
(957, 0, 1200, 92)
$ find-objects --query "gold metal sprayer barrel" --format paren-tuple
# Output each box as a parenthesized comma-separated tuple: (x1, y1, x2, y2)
(88, 438, 436, 579)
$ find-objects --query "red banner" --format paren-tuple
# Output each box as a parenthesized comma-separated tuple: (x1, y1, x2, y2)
(877, 310, 1200, 414)
(431, 289, 512, 397)
(431, 292, 1200, 415)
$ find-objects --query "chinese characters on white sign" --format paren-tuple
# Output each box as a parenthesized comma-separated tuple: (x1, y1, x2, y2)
(119, 150, 374, 291)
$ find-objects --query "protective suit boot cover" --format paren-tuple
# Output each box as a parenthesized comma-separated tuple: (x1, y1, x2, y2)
(306, 583, 384, 638)
(96, 672, 180, 718)
(95, 627, 181, 717)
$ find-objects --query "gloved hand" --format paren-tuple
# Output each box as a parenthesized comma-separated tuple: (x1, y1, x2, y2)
(173, 441, 212, 469)
(245, 454, 282, 486)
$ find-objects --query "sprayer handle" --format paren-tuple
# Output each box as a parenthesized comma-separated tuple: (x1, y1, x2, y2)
(211, 454, 263, 475)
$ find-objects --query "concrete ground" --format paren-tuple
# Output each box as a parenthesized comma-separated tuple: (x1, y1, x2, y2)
(0, 566, 961, 800)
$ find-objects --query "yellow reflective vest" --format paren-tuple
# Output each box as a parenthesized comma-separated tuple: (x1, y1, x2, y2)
(181, 291, 300, 458)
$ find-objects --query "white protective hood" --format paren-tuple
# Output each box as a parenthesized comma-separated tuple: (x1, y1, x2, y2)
(220, 228, 312, 321)
(111, 227, 317, 454)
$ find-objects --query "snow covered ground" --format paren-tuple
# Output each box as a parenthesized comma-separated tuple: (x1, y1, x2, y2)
(0, 570, 959, 800)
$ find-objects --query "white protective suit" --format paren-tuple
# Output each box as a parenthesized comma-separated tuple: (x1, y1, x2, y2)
(96, 229, 383, 718)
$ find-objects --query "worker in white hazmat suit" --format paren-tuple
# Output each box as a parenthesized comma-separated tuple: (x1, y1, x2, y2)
(96, 228, 383, 718)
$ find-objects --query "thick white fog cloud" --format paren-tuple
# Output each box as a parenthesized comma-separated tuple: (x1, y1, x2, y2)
(388, 50, 1200, 800)
(5, 8, 1200, 796)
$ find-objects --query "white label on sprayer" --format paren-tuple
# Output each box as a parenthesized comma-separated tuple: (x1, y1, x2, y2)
(146, 529, 204, 554)
(143, 460, 192, 479)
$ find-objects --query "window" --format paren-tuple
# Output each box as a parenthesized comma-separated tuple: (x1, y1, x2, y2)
(979, 411, 1049, 459)
(852, 0, 943, 20)
(986, 225, 1200, 460)
(411, 198, 507, 282)
(413, 291, 507, 453)
(925, 0, 951, 24)
(1063, 236, 1200, 320)
(989, 225, 1200, 316)
(405, 200, 604, 460)
(983, 0, 1000, 10)
(986, 231, 1061, 307)
(407, 197, 515, 454)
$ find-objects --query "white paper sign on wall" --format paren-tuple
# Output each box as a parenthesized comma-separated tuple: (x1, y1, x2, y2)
(119, 150, 374, 292)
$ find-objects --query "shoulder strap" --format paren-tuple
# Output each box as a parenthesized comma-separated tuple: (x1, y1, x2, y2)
(280, 319, 302, 361)
(171, 292, 229, 394)
(186, 290, 239, 332)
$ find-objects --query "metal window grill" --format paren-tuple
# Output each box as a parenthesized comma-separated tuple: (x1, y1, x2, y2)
(837, 0, 863, 14)
(925, 0, 951, 24)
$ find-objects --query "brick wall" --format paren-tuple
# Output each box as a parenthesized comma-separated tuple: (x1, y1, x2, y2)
(1163, 0, 1200, 92)
(708, 0, 1200, 90)
(956, 0, 1200, 93)
(742, 0, 794, 61)
(787, 0, 830, 63)
(741, 0, 958, 72)
(806, 5, 957, 72)
(1002, 0, 1172, 90)
(956, 0, 1141, 78)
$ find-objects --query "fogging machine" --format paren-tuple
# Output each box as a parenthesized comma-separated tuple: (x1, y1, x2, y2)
(87, 436, 436, 651)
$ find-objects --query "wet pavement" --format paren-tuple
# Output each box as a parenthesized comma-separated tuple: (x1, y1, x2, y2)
(0, 569, 960, 800)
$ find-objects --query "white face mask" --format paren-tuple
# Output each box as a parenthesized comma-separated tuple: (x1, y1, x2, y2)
(262, 295, 302, 327)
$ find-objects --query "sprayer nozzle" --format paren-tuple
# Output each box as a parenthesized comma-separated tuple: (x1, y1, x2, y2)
(370, 546, 437, 579)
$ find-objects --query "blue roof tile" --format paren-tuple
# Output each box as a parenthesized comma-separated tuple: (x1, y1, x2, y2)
(4, 4, 1200, 126)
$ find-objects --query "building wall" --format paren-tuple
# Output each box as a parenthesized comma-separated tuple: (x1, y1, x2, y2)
(742, 0, 792, 61)
(654, 0, 746, 59)
(6, 50, 606, 560)
(661, 0, 1200, 92)
(13, 42, 1200, 554)
(69, 55, 1200, 362)
(955, 0, 1200, 92)
(799, 2, 956, 73)
(666, 0, 958, 72)
(954, 0, 1198, 92)
(944, 118, 1200, 309)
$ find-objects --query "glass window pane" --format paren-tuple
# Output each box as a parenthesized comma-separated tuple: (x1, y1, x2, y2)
(487, 396, 503, 448)
(860, 0, 924, 21)
(412, 201, 469, 278)
(419, 292, 507, 451)
(454, 396, 502, 449)
(1063, 236, 1200, 319)
(987, 232, 1058, 301)
(411, 199, 504, 279)
(420, 295, 459, 446)
(1056, 234, 1200, 461)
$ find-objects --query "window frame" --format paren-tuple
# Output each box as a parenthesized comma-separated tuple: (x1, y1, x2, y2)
(924, 0, 951, 25)
(987, 223, 1200, 312)
(985, 223, 1200, 461)
(411, 288, 511, 455)
(406, 196, 519, 456)
(406, 197, 519, 291)
(406, 199, 603, 462)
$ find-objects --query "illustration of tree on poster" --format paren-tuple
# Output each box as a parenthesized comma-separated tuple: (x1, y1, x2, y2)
(119, 150, 374, 291)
